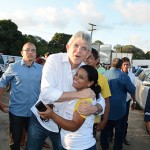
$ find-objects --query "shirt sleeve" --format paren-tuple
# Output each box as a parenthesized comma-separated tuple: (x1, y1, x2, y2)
(74, 98, 93, 119)
(0, 64, 14, 88)
(40, 55, 63, 103)
(98, 74, 111, 98)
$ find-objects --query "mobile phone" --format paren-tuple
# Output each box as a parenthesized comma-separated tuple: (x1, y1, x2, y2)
(35, 101, 47, 112)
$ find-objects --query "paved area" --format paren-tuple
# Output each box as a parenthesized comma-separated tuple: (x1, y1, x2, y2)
(0, 92, 150, 150)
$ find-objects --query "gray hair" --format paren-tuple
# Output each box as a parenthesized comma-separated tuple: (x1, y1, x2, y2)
(67, 31, 92, 50)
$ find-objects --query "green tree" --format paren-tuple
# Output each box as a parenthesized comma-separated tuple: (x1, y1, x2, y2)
(0, 19, 25, 56)
(145, 51, 150, 59)
(48, 33, 72, 53)
(94, 40, 104, 45)
(113, 44, 145, 59)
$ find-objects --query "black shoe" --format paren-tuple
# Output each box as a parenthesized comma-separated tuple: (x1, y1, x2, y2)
(123, 138, 130, 145)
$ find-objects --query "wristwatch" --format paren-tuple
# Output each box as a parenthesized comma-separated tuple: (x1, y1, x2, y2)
(94, 104, 101, 115)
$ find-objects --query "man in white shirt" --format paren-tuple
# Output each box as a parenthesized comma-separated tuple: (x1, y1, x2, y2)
(121, 57, 136, 145)
(26, 31, 105, 150)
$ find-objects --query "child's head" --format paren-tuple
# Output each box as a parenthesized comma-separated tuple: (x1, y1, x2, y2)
(73, 65, 101, 99)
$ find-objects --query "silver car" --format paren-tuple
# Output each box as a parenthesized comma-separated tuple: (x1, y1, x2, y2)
(136, 68, 150, 109)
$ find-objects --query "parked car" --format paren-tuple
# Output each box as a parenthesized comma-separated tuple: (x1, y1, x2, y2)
(136, 68, 150, 109)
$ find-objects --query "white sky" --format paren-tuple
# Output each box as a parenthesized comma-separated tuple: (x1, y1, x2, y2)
(0, 0, 150, 53)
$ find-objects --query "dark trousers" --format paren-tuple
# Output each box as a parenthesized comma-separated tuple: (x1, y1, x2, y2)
(9, 112, 30, 150)
(100, 115, 126, 150)
(124, 100, 131, 139)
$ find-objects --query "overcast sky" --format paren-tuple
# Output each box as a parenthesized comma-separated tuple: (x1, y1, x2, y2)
(0, 0, 150, 52)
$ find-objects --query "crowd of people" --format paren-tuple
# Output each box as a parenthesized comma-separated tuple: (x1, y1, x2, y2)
(0, 30, 149, 150)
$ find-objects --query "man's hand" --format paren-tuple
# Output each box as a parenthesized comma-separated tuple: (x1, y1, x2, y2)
(131, 101, 136, 110)
(77, 100, 97, 116)
(145, 122, 150, 135)
(97, 120, 107, 130)
(78, 88, 95, 99)
(0, 102, 9, 113)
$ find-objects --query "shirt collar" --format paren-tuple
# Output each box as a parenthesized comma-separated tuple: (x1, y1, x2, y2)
(62, 53, 85, 70)
(21, 59, 36, 68)
(62, 53, 69, 63)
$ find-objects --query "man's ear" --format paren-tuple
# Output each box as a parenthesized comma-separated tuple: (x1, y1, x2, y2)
(20, 51, 23, 57)
(66, 44, 69, 52)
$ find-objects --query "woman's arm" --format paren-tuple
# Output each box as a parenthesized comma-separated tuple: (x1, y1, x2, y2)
(38, 105, 85, 132)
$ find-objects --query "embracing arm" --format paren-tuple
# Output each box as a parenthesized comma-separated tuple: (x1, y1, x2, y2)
(57, 88, 95, 102)
(38, 106, 85, 132)
(77, 94, 105, 116)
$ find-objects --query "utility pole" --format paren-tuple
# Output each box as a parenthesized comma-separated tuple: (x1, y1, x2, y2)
(88, 23, 96, 40)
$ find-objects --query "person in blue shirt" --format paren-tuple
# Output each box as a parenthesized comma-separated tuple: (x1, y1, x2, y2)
(144, 89, 150, 135)
(100, 58, 136, 150)
(0, 42, 43, 150)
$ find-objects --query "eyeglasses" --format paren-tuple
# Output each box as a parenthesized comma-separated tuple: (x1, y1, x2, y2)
(23, 49, 36, 53)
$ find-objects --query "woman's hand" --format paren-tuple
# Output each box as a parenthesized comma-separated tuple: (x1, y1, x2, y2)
(38, 104, 54, 120)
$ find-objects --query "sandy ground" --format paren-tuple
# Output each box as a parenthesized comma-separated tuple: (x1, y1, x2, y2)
(0, 92, 150, 150)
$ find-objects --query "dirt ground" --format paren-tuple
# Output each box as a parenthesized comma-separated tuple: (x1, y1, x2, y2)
(0, 92, 150, 150)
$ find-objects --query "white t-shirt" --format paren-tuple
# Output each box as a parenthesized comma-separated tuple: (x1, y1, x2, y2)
(61, 98, 96, 150)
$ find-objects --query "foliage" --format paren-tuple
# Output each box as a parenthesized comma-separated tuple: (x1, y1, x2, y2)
(94, 40, 104, 45)
(0, 19, 149, 59)
(145, 51, 150, 59)
(0, 19, 25, 56)
(48, 33, 72, 53)
(113, 44, 145, 59)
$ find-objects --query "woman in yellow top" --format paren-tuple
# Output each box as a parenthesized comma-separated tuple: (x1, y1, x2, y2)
(39, 65, 105, 150)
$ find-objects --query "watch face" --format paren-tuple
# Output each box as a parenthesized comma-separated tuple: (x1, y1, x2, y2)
(94, 111, 99, 116)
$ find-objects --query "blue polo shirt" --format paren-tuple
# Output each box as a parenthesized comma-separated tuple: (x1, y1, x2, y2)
(0, 59, 43, 117)
(144, 89, 150, 122)
(103, 67, 136, 120)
